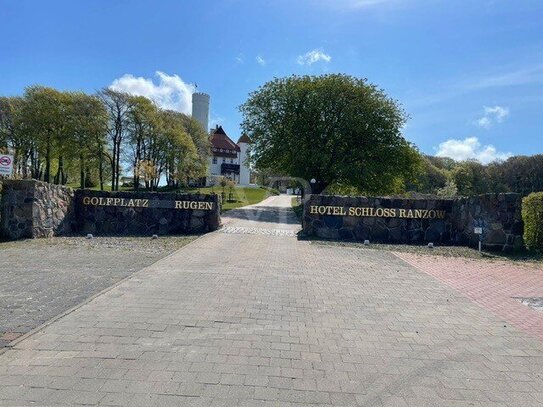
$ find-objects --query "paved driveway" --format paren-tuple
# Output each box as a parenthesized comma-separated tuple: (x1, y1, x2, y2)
(1, 195, 542, 406)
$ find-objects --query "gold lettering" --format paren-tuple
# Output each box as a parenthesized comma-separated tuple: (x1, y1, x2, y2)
(399, 209, 406, 218)
(310, 205, 319, 215)
(142, 199, 149, 207)
(428, 209, 436, 218)
(83, 197, 91, 205)
(436, 210, 445, 219)
(390, 208, 397, 217)
(204, 202, 213, 210)
(406, 210, 414, 218)
(375, 208, 384, 217)
(414, 209, 422, 218)
(190, 201, 198, 209)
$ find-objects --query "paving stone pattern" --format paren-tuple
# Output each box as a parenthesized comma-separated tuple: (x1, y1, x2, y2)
(0, 237, 194, 347)
(396, 252, 543, 342)
(0, 196, 543, 406)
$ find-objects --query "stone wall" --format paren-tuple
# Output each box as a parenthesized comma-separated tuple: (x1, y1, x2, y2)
(302, 193, 524, 251)
(76, 190, 221, 235)
(0, 180, 221, 239)
(451, 193, 524, 251)
(0, 180, 75, 239)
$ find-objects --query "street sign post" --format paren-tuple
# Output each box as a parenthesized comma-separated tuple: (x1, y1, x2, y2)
(474, 226, 483, 252)
(0, 154, 14, 177)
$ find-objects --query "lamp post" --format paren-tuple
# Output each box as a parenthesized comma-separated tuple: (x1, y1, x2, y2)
(310, 178, 316, 195)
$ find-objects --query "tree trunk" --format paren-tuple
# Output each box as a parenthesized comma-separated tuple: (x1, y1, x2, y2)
(98, 149, 104, 191)
(80, 153, 85, 190)
(54, 156, 65, 185)
(115, 140, 121, 191)
(44, 136, 51, 183)
(111, 142, 117, 191)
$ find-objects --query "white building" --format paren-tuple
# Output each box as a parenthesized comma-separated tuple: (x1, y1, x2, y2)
(206, 125, 251, 186)
(190, 92, 251, 186)
(191, 93, 210, 132)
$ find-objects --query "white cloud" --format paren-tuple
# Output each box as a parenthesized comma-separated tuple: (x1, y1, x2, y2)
(435, 137, 511, 164)
(235, 54, 244, 64)
(297, 49, 332, 65)
(109, 71, 195, 113)
(476, 105, 509, 129)
(256, 55, 266, 66)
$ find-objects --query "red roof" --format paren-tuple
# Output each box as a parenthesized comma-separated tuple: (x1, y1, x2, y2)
(237, 134, 252, 144)
(210, 126, 240, 157)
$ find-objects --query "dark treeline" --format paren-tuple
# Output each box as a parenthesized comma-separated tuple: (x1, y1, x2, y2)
(0, 86, 210, 190)
(409, 155, 543, 197)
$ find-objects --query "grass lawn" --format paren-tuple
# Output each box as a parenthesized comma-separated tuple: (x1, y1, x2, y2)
(185, 186, 277, 212)
(66, 182, 277, 212)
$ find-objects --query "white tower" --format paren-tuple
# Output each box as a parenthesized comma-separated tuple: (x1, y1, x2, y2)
(191, 92, 210, 132)
(237, 134, 252, 185)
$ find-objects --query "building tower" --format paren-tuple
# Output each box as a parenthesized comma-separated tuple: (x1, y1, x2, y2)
(237, 134, 252, 185)
(191, 92, 210, 132)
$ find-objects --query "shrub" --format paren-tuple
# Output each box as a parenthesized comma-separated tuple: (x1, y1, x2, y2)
(522, 192, 543, 252)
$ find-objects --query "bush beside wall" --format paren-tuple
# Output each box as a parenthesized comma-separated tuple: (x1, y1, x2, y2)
(522, 192, 543, 253)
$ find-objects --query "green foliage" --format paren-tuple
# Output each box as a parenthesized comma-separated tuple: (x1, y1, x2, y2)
(436, 179, 458, 198)
(240, 74, 421, 194)
(406, 156, 448, 193)
(408, 155, 543, 197)
(522, 192, 543, 253)
(0, 85, 211, 191)
(324, 182, 364, 196)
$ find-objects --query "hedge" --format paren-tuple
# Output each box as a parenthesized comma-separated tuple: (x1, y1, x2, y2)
(522, 192, 543, 252)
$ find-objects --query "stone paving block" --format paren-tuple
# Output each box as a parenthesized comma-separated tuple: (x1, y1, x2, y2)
(1, 196, 543, 406)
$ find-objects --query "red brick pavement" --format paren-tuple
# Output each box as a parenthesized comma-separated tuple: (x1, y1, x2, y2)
(395, 252, 543, 342)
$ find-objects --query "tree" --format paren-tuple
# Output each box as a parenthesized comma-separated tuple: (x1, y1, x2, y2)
(451, 160, 491, 196)
(19, 86, 69, 182)
(436, 179, 458, 197)
(406, 155, 448, 194)
(67, 92, 108, 189)
(127, 96, 160, 190)
(98, 88, 131, 191)
(0, 96, 27, 176)
(240, 74, 420, 194)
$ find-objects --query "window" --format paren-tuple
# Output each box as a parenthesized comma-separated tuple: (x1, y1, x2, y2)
(212, 157, 217, 164)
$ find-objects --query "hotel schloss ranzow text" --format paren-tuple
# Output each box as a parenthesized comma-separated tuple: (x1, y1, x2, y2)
(309, 205, 447, 219)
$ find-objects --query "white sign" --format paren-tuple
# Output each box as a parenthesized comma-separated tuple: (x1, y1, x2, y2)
(474, 227, 483, 235)
(0, 154, 14, 176)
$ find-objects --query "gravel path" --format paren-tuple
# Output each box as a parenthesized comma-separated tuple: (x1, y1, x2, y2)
(0, 236, 196, 347)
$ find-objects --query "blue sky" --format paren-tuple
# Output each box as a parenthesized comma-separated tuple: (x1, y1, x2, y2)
(1, 0, 542, 163)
